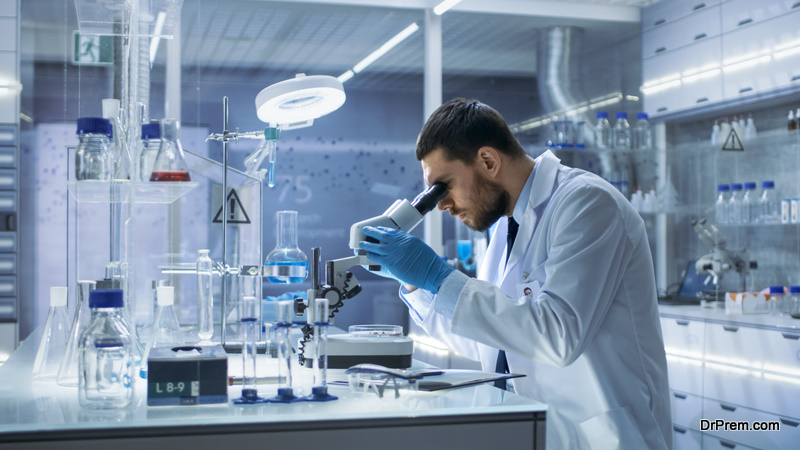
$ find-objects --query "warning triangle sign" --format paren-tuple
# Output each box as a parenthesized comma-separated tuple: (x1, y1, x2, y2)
(722, 129, 744, 151)
(213, 189, 251, 224)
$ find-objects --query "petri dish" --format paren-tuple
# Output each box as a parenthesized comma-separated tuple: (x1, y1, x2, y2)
(348, 325, 403, 336)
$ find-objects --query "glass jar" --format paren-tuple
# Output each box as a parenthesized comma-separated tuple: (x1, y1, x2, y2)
(75, 117, 113, 181)
(264, 211, 308, 283)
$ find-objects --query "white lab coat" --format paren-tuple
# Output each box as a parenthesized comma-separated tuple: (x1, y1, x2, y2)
(403, 151, 672, 449)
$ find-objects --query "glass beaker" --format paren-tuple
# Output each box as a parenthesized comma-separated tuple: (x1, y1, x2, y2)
(33, 287, 70, 379)
(75, 117, 113, 181)
(150, 119, 191, 182)
(264, 211, 308, 283)
(57, 280, 96, 386)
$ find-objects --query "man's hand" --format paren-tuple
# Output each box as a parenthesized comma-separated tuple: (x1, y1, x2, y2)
(359, 226, 454, 294)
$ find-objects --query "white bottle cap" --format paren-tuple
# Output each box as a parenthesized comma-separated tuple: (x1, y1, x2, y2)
(157, 286, 174, 306)
(50, 286, 67, 307)
(102, 98, 120, 119)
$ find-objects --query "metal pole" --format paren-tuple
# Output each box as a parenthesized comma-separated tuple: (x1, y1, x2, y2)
(221, 97, 229, 345)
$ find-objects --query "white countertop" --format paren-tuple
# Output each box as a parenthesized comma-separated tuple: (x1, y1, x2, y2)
(659, 304, 800, 331)
(0, 327, 546, 438)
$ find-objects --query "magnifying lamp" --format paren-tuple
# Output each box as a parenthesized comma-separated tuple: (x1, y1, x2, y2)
(255, 73, 346, 126)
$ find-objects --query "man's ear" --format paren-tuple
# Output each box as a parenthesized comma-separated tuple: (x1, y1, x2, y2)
(475, 146, 501, 178)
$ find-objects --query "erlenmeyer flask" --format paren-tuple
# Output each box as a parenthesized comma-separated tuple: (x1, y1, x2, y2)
(33, 287, 70, 379)
(140, 286, 184, 379)
(150, 119, 191, 182)
(264, 211, 308, 283)
(57, 280, 96, 387)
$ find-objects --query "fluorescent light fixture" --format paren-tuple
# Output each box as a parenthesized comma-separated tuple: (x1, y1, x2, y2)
(337, 70, 354, 83)
(723, 55, 771, 73)
(434, 0, 462, 15)
(640, 79, 681, 95)
(353, 23, 419, 73)
(625, 95, 640, 102)
(774, 45, 800, 60)
(149, 11, 167, 64)
(256, 74, 346, 124)
(682, 63, 719, 77)
(682, 68, 720, 84)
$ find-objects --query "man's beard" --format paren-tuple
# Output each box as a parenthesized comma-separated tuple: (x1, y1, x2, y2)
(453, 171, 509, 232)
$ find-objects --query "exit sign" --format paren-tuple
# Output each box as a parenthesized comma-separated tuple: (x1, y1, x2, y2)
(73, 32, 113, 66)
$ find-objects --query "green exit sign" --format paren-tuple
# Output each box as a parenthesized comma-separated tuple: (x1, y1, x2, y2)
(73, 32, 113, 66)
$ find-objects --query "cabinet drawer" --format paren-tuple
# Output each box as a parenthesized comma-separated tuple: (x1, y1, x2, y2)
(666, 353, 704, 397)
(0, 232, 14, 252)
(671, 390, 704, 430)
(642, 0, 721, 32)
(705, 323, 800, 380)
(642, 5, 721, 58)
(701, 398, 800, 450)
(0, 169, 16, 190)
(0, 126, 16, 146)
(0, 149, 16, 168)
(721, 0, 800, 34)
(0, 192, 14, 212)
(661, 317, 705, 357)
(0, 254, 14, 274)
(671, 425, 702, 450)
(0, 17, 15, 52)
(0, 297, 14, 320)
(702, 434, 757, 450)
(0, 276, 14, 296)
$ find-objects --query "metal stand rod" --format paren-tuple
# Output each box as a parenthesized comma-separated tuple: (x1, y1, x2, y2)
(221, 96, 229, 345)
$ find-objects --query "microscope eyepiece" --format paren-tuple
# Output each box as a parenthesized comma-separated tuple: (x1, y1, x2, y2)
(411, 183, 448, 215)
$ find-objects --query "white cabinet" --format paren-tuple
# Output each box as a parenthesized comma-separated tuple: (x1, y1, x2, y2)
(702, 434, 757, 450)
(672, 425, 703, 450)
(721, 0, 800, 33)
(670, 391, 704, 429)
(642, 0, 721, 32)
(642, 5, 721, 59)
(702, 398, 800, 450)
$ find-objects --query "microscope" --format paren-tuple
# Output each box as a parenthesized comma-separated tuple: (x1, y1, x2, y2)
(692, 219, 757, 292)
(294, 183, 447, 365)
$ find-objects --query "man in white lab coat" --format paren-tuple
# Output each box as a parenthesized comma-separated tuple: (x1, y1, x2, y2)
(359, 98, 672, 449)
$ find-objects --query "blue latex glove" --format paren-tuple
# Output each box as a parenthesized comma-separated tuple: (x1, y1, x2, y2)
(359, 226, 454, 294)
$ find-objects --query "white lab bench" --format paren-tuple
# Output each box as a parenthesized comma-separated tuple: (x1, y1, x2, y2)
(0, 328, 546, 450)
(658, 304, 800, 450)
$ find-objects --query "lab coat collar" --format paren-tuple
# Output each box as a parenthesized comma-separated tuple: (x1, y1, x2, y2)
(503, 150, 561, 280)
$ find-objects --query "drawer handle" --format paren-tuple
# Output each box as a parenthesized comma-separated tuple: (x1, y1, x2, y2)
(675, 320, 690, 326)
(720, 440, 737, 449)
(657, 107, 668, 112)
(793, 1, 800, 9)
(654, 18, 666, 26)
(655, 47, 667, 54)
(673, 392, 688, 399)
(720, 403, 737, 412)
(792, 74, 800, 82)
(780, 418, 800, 427)
(723, 326, 739, 332)
(739, 87, 753, 94)
(694, 33, 707, 41)
(737, 18, 753, 27)
(782, 333, 800, 340)
(693, 3, 706, 11)
(696, 97, 709, 103)
(673, 425, 688, 434)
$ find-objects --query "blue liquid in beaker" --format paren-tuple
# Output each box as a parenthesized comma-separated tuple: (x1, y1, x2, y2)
(457, 240, 472, 261)
(264, 261, 308, 284)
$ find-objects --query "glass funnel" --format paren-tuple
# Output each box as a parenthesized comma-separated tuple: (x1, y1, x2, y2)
(264, 211, 308, 283)
(150, 119, 191, 182)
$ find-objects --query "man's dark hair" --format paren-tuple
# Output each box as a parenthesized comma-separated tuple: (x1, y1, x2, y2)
(416, 98, 526, 164)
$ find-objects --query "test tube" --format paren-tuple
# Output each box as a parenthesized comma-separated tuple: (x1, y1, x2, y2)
(233, 296, 267, 404)
(269, 300, 300, 403)
(305, 297, 337, 402)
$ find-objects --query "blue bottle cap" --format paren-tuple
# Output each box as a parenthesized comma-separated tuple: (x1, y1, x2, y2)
(744, 182, 757, 190)
(76, 117, 112, 139)
(762, 181, 775, 189)
(264, 127, 280, 142)
(790, 286, 800, 294)
(730, 183, 743, 191)
(616, 112, 628, 119)
(141, 122, 160, 140)
(769, 286, 784, 294)
(717, 184, 730, 191)
(89, 289, 124, 309)
(596, 112, 608, 118)
(637, 112, 649, 119)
